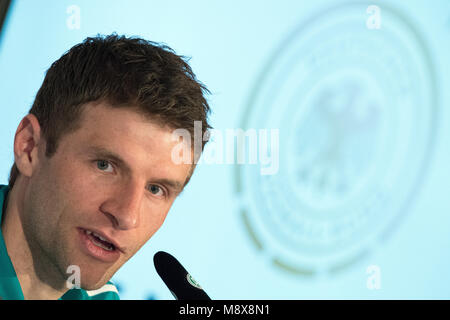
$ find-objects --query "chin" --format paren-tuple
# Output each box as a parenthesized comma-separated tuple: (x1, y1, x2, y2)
(63, 241, 123, 291)
(80, 281, 108, 291)
(73, 262, 117, 291)
(79, 274, 111, 291)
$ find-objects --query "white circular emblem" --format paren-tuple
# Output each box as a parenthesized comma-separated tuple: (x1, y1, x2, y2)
(235, 2, 438, 276)
(186, 273, 203, 290)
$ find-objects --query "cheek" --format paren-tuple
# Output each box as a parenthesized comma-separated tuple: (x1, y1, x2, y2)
(140, 210, 169, 242)
(55, 159, 105, 208)
(22, 166, 71, 248)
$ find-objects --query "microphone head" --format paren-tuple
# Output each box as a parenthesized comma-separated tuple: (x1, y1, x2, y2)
(153, 251, 211, 300)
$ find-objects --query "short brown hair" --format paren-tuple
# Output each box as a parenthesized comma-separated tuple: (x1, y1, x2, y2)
(8, 34, 211, 188)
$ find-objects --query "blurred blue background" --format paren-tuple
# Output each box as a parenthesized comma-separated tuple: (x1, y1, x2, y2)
(0, 0, 449, 299)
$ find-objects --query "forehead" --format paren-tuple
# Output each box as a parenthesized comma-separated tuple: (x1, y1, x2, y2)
(77, 102, 171, 149)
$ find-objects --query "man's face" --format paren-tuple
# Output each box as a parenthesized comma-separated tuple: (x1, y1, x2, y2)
(23, 102, 192, 290)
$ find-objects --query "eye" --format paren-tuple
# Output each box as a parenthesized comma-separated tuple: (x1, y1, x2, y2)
(148, 184, 165, 197)
(96, 160, 114, 173)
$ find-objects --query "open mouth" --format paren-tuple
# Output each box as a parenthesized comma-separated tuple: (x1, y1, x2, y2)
(84, 230, 116, 251)
(77, 227, 121, 263)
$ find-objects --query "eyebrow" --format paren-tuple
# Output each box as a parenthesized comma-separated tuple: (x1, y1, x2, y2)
(86, 146, 185, 194)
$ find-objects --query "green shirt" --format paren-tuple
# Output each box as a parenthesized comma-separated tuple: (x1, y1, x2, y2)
(0, 184, 120, 300)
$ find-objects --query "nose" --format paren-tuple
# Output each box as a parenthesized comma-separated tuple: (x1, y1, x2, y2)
(100, 182, 142, 230)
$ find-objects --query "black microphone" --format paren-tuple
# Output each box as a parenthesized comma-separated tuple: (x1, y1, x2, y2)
(153, 251, 211, 300)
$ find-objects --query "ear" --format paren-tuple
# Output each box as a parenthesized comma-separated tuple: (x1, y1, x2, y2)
(13, 114, 43, 178)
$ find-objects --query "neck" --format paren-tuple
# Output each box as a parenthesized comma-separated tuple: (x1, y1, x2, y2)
(1, 180, 69, 300)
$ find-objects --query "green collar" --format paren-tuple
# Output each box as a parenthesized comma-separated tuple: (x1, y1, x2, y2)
(0, 184, 24, 300)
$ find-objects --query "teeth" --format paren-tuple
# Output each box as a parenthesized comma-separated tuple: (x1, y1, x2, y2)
(85, 230, 114, 251)
(92, 237, 114, 251)
(86, 230, 109, 242)
(96, 234, 108, 242)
